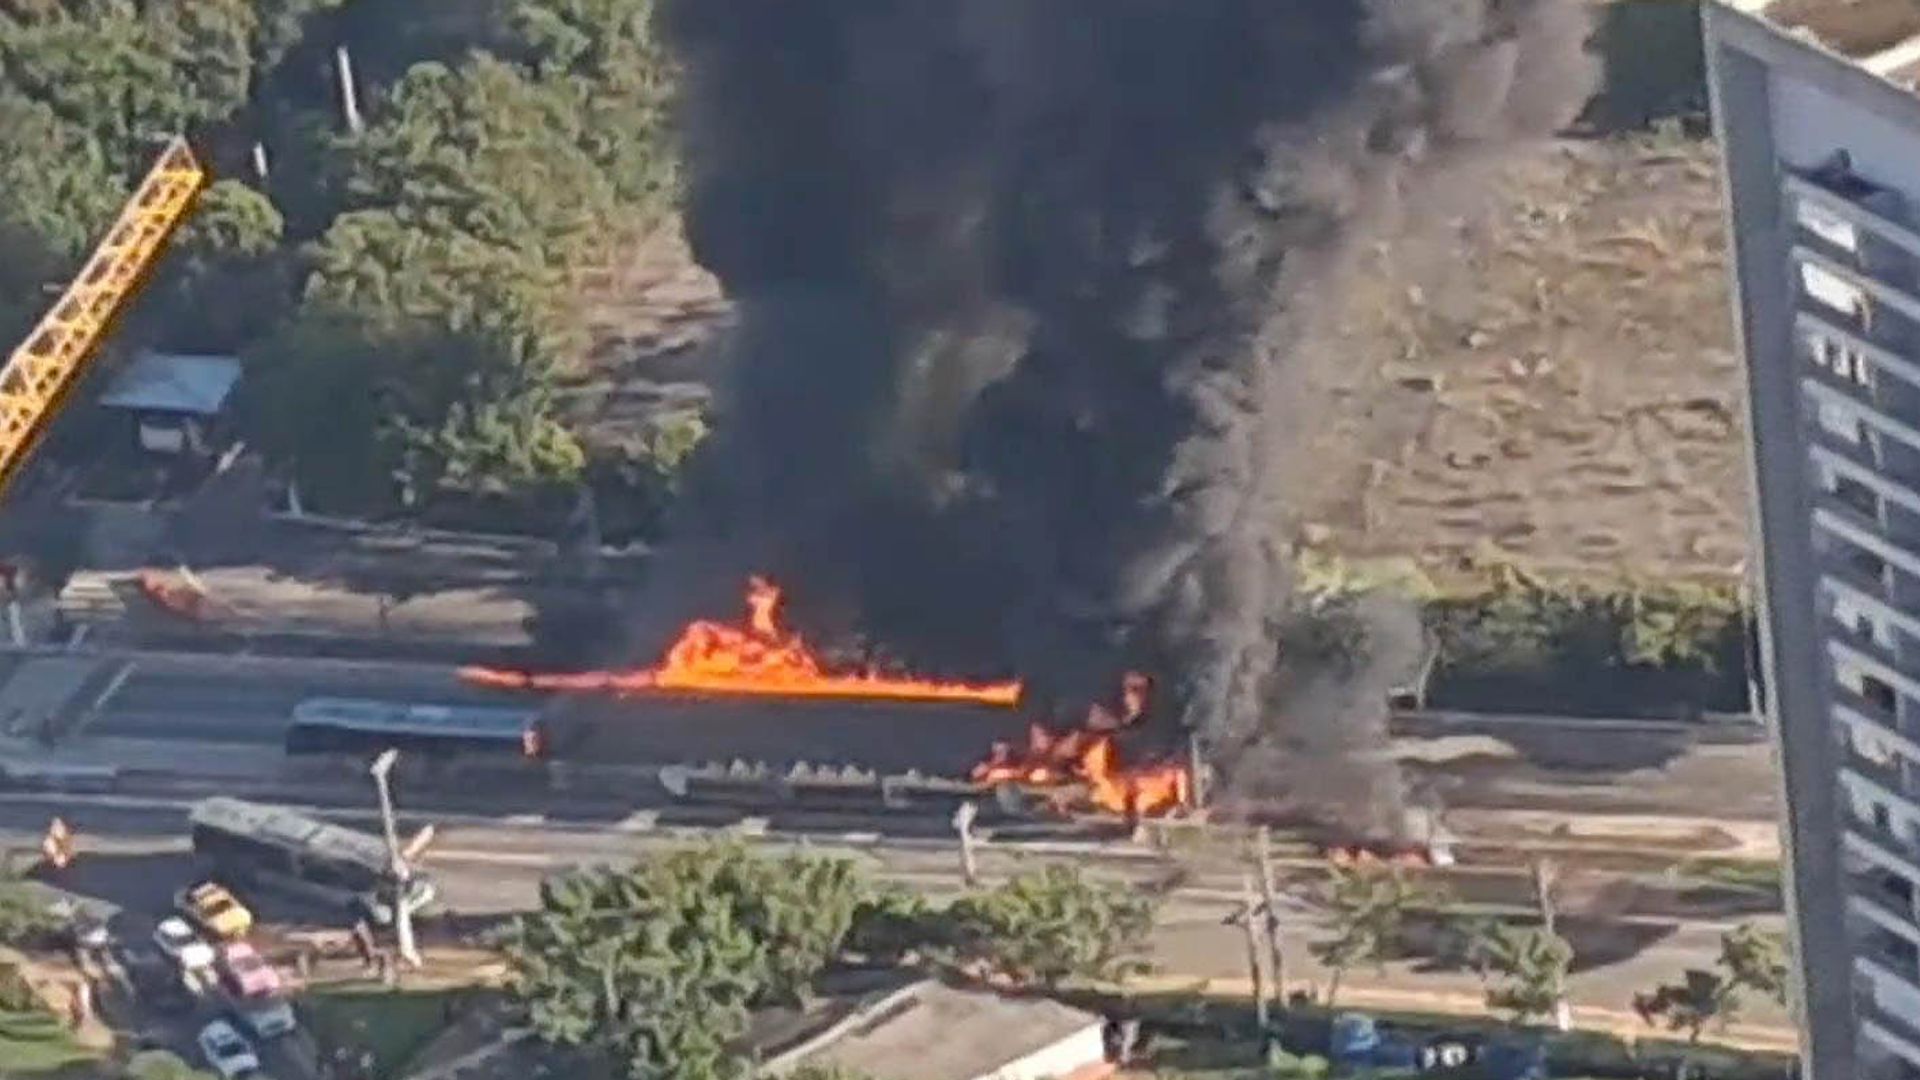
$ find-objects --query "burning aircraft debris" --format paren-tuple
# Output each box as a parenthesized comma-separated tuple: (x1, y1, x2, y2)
(463, 576, 1022, 706)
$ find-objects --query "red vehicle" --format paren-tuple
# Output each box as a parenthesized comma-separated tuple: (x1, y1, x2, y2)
(216, 941, 281, 999)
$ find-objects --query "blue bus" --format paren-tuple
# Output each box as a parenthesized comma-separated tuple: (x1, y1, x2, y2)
(284, 697, 545, 758)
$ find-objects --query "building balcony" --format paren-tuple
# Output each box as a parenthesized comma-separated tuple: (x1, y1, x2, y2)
(1806, 363, 1920, 469)
(1816, 493, 1920, 594)
(1800, 307, 1920, 410)
(1787, 166, 1920, 279)
(1795, 243, 1920, 338)
(1833, 683, 1920, 757)
(1863, 998, 1920, 1075)
(1860, 938, 1920, 994)
(1851, 871, 1920, 949)
(1846, 807, 1920, 880)
(1831, 621, 1920, 715)
(1813, 427, 1920, 533)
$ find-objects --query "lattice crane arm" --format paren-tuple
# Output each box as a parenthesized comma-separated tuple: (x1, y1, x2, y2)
(0, 137, 207, 497)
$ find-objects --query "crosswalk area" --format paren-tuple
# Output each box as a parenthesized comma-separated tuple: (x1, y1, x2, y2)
(0, 655, 131, 742)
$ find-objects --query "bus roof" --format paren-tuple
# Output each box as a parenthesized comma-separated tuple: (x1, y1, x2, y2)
(189, 797, 392, 871)
(290, 697, 536, 739)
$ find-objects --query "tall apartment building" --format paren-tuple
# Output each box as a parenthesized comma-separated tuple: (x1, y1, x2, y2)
(1706, 4, 1920, 1076)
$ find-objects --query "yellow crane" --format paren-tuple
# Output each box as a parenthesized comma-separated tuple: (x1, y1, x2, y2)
(0, 137, 206, 497)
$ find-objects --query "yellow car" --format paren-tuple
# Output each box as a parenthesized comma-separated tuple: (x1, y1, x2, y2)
(180, 882, 252, 940)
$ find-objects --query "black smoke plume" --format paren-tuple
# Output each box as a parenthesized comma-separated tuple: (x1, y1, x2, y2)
(654, 1, 1595, 824)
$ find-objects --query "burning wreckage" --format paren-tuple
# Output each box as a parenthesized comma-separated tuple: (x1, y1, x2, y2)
(464, 578, 1188, 818)
(466, 578, 1445, 866)
(465, 0, 1590, 873)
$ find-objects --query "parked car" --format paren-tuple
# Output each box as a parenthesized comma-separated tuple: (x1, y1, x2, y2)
(65, 913, 112, 952)
(228, 995, 297, 1040)
(122, 948, 194, 1016)
(153, 916, 216, 971)
(216, 941, 281, 998)
(196, 1018, 261, 1079)
(179, 882, 253, 940)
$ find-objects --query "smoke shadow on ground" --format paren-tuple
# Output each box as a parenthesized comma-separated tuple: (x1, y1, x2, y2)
(1398, 726, 1699, 775)
(1399, 912, 1678, 976)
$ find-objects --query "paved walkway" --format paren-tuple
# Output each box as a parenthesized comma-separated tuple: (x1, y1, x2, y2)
(1130, 974, 1798, 1054)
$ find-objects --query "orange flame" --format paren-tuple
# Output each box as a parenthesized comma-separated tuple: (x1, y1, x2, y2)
(460, 576, 1022, 706)
(969, 674, 1191, 818)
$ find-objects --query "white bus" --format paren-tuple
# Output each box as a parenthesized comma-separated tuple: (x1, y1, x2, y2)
(187, 797, 433, 926)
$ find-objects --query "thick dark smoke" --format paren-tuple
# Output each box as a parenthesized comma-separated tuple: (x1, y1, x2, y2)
(654, 1, 1594, 827)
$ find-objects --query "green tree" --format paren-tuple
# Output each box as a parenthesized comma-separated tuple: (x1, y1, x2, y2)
(0, 1, 256, 164)
(845, 885, 947, 966)
(1309, 866, 1434, 1007)
(1633, 968, 1738, 1045)
(508, 0, 679, 209)
(947, 864, 1155, 989)
(238, 304, 393, 511)
(503, 842, 867, 1080)
(123, 1049, 220, 1080)
(1468, 922, 1574, 1025)
(143, 179, 290, 351)
(1717, 922, 1788, 1008)
(0, 883, 60, 948)
(335, 55, 618, 261)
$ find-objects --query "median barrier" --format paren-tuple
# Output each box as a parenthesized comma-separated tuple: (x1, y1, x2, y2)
(0, 762, 120, 793)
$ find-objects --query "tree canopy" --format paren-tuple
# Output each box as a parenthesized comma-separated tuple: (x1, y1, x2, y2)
(505, 844, 1161, 1080)
(0, 0, 683, 514)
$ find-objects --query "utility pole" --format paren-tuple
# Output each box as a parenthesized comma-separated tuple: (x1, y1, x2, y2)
(1185, 728, 1208, 811)
(952, 800, 979, 886)
(1532, 856, 1570, 1032)
(1255, 826, 1287, 1016)
(335, 45, 364, 134)
(369, 750, 421, 969)
(1236, 872, 1269, 1034)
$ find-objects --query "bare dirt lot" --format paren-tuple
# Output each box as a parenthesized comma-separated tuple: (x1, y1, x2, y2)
(1300, 132, 1749, 591)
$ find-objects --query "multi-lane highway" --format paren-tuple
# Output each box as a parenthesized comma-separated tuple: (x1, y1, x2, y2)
(0, 645, 1801, 1051)
(0, 787, 1794, 1049)
(0, 647, 1785, 824)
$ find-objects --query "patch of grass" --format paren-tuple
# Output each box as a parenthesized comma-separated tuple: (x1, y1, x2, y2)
(301, 984, 470, 1080)
(1681, 858, 1783, 895)
(0, 1007, 96, 1076)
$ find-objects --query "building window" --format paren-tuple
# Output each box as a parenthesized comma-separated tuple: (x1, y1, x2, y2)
(1807, 327, 1875, 387)
(1835, 473, 1883, 520)
(1798, 197, 1862, 254)
(1818, 399, 1875, 452)
(1802, 261, 1870, 324)
(1865, 673, 1901, 715)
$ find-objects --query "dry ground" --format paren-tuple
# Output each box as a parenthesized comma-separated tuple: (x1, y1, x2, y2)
(1299, 132, 1748, 592)
(571, 134, 1752, 596)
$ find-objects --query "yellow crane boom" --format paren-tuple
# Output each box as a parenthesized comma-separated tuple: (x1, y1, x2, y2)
(0, 137, 206, 497)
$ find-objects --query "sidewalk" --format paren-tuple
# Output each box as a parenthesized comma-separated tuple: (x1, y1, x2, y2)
(1129, 974, 1798, 1054)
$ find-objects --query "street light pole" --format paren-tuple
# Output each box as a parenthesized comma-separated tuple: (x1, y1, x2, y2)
(368, 749, 420, 969)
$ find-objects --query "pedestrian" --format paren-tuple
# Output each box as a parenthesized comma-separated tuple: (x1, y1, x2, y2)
(351, 919, 374, 970)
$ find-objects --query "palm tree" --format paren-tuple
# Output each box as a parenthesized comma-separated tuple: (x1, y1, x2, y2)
(1309, 865, 1435, 1007)
(1469, 922, 1574, 1026)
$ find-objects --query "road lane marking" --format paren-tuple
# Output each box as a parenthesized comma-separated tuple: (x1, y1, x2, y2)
(70, 660, 137, 738)
(429, 848, 559, 868)
(614, 811, 658, 832)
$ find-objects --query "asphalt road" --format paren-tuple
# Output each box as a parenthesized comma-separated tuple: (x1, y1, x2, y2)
(0, 648, 1784, 822)
(0, 791, 1792, 1047)
(41, 651, 1036, 775)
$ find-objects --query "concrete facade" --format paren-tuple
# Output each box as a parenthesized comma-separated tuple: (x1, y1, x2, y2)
(1707, 4, 1920, 1076)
